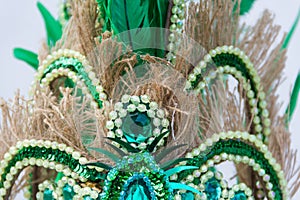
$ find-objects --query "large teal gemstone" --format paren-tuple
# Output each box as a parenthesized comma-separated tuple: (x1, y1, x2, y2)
(231, 191, 247, 200)
(205, 178, 222, 200)
(43, 188, 54, 200)
(125, 181, 150, 200)
(63, 184, 75, 199)
(122, 111, 152, 143)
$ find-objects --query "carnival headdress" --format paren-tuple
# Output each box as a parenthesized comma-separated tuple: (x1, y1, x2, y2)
(1, 0, 300, 199)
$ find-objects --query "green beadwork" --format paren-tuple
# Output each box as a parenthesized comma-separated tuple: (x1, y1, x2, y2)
(107, 95, 170, 152)
(212, 53, 258, 93)
(101, 152, 171, 200)
(42, 57, 103, 108)
(0, 146, 104, 190)
(187, 49, 270, 142)
(177, 139, 283, 199)
(189, 53, 257, 93)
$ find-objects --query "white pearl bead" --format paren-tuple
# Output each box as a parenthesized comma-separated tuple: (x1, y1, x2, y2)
(72, 151, 81, 160)
(4, 180, 11, 189)
(65, 147, 74, 154)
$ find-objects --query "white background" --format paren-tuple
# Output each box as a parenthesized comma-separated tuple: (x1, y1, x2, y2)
(0, 0, 299, 199)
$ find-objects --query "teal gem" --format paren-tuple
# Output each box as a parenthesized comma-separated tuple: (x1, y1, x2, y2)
(181, 192, 194, 200)
(205, 178, 222, 200)
(84, 196, 93, 200)
(63, 184, 75, 199)
(43, 188, 54, 200)
(126, 181, 150, 200)
(231, 191, 247, 200)
(122, 111, 152, 143)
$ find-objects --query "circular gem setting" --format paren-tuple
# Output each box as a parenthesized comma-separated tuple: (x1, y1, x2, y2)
(106, 95, 170, 152)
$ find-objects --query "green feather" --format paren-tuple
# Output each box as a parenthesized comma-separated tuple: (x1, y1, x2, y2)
(85, 162, 112, 170)
(240, 0, 256, 15)
(285, 72, 300, 124)
(160, 157, 192, 170)
(169, 182, 201, 194)
(104, 142, 127, 157)
(87, 147, 120, 162)
(37, 2, 62, 47)
(106, 137, 140, 153)
(165, 166, 198, 177)
(147, 130, 169, 152)
(155, 144, 187, 163)
(232, 0, 256, 15)
(102, 0, 169, 57)
(282, 8, 300, 50)
(13, 48, 39, 70)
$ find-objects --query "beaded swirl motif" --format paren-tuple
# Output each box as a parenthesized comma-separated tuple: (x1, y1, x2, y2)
(0, 45, 288, 200)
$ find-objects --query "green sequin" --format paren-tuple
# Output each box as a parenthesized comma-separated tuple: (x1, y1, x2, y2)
(0, 146, 105, 190)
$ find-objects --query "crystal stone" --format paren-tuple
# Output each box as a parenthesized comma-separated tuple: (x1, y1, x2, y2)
(122, 111, 152, 144)
(205, 178, 222, 200)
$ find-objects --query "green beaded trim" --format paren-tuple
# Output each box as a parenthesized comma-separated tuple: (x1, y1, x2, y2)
(177, 170, 254, 200)
(41, 57, 105, 109)
(36, 177, 100, 199)
(228, 183, 255, 200)
(33, 49, 108, 110)
(106, 94, 170, 152)
(101, 152, 171, 199)
(166, 0, 186, 63)
(186, 46, 271, 142)
(198, 170, 228, 200)
(172, 131, 287, 200)
(58, 177, 99, 199)
(175, 170, 227, 200)
(176, 156, 266, 200)
(58, 0, 72, 26)
(174, 168, 253, 200)
(0, 140, 105, 199)
(36, 180, 55, 199)
(102, 170, 171, 200)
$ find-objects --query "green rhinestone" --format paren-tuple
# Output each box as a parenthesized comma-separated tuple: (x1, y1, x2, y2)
(63, 184, 75, 199)
(43, 188, 54, 200)
(205, 178, 222, 200)
(126, 181, 151, 200)
(231, 191, 247, 200)
(122, 111, 152, 144)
